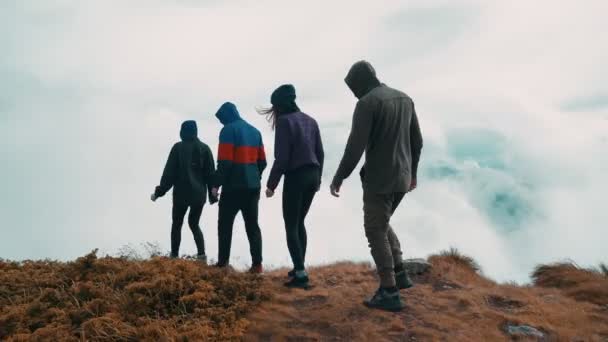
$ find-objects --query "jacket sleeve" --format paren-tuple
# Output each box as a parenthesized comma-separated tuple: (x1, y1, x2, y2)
(202, 144, 216, 197)
(154, 144, 179, 197)
(410, 102, 423, 179)
(315, 122, 325, 179)
(332, 100, 373, 186)
(257, 133, 267, 177)
(266, 118, 290, 191)
(214, 127, 234, 188)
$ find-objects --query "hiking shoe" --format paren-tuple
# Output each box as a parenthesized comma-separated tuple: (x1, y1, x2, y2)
(249, 264, 263, 274)
(170, 253, 179, 259)
(214, 262, 228, 268)
(363, 287, 404, 312)
(196, 254, 207, 265)
(395, 270, 414, 289)
(284, 271, 310, 289)
(287, 269, 296, 278)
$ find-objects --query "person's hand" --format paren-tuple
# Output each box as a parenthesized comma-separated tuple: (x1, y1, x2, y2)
(150, 193, 158, 202)
(330, 183, 341, 198)
(409, 178, 417, 192)
(211, 187, 219, 198)
(265, 188, 274, 198)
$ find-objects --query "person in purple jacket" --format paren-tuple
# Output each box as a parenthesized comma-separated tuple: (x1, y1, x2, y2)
(260, 84, 324, 289)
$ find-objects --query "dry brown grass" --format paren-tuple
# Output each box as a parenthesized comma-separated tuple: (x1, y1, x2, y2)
(532, 262, 608, 306)
(0, 250, 269, 341)
(2, 249, 607, 341)
(245, 251, 608, 342)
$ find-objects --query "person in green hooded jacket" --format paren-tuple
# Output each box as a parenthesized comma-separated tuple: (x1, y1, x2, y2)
(151, 120, 217, 262)
(331, 61, 423, 312)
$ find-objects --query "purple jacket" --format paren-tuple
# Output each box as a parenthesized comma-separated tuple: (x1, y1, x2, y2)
(267, 112, 324, 191)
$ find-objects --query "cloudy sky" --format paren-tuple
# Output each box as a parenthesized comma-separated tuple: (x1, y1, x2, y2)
(1, 0, 606, 282)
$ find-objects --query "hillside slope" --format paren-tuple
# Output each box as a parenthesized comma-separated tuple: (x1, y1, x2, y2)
(0, 251, 268, 341)
(1, 250, 607, 341)
(245, 253, 608, 341)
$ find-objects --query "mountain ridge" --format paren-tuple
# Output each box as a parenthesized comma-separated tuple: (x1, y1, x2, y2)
(1, 249, 607, 341)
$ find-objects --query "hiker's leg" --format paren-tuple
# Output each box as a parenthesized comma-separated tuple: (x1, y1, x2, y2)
(241, 189, 263, 266)
(171, 202, 188, 257)
(298, 167, 320, 263)
(187, 203, 205, 256)
(363, 191, 396, 288)
(217, 192, 239, 265)
(388, 193, 406, 267)
(298, 190, 314, 263)
(283, 173, 305, 271)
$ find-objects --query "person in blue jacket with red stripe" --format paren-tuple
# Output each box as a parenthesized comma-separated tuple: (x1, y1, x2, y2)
(212, 102, 267, 273)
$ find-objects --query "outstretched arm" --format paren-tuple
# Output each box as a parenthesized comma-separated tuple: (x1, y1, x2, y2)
(332, 100, 373, 189)
(267, 118, 290, 191)
(214, 127, 235, 188)
(315, 122, 325, 182)
(154, 144, 179, 198)
(410, 102, 423, 181)
(202, 145, 217, 201)
(257, 134, 267, 177)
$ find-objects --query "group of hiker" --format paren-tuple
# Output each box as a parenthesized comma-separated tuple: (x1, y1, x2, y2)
(151, 60, 423, 312)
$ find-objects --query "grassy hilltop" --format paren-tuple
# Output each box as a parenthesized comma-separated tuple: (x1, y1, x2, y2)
(1, 249, 607, 341)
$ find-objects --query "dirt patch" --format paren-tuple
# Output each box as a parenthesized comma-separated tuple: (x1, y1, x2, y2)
(292, 295, 328, 308)
(432, 280, 463, 291)
(486, 295, 526, 312)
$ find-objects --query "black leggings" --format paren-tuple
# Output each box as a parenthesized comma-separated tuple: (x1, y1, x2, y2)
(171, 202, 205, 257)
(282, 166, 320, 271)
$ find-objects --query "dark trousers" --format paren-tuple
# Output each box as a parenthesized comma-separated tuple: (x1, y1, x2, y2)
(217, 189, 263, 266)
(363, 191, 406, 288)
(283, 166, 320, 271)
(171, 202, 205, 257)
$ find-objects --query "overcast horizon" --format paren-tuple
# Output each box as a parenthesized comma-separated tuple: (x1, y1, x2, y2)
(1, 0, 607, 283)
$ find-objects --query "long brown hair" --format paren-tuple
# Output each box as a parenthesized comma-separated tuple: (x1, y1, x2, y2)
(257, 106, 278, 130)
(257, 103, 300, 130)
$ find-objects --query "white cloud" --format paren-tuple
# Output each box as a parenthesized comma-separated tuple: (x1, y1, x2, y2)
(1, 0, 606, 283)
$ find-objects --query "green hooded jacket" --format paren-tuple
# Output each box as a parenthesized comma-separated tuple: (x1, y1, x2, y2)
(332, 61, 423, 194)
(154, 121, 216, 205)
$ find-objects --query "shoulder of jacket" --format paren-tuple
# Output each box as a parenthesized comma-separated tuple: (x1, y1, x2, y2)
(385, 85, 410, 99)
(375, 86, 411, 104)
(197, 140, 210, 149)
(299, 112, 315, 121)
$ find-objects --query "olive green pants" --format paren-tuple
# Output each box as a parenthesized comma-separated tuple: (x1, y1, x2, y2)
(363, 191, 406, 288)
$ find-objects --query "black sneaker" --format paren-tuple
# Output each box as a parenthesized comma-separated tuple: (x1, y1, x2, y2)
(363, 287, 404, 312)
(287, 269, 296, 278)
(395, 270, 414, 289)
(284, 271, 310, 289)
(196, 254, 208, 265)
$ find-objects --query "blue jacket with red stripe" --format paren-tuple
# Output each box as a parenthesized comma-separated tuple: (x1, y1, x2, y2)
(214, 102, 267, 191)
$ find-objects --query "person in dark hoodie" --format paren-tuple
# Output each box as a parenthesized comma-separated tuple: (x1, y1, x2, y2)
(151, 120, 217, 263)
(260, 84, 324, 289)
(330, 61, 423, 312)
(212, 102, 267, 274)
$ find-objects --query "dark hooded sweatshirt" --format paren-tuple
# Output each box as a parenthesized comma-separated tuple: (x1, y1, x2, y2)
(332, 61, 423, 194)
(266, 111, 324, 191)
(154, 121, 216, 205)
(214, 102, 267, 191)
